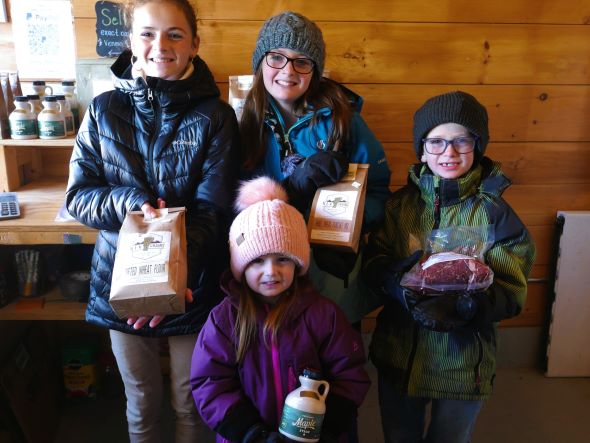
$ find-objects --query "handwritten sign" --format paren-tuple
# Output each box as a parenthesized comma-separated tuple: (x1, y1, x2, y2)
(95, 1, 130, 58)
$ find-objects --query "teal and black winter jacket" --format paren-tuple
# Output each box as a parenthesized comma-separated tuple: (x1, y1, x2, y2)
(366, 158, 536, 400)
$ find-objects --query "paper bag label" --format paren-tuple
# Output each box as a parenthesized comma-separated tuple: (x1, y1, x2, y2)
(114, 231, 171, 285)
(317, 190, 357, 220)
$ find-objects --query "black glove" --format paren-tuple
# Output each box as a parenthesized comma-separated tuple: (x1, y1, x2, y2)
(456, 291, 495, 328)
(313, 246, 358, 286)
(242, 424, 294, 443)
(380, 250, 424, 310)
(264, 432, 290, 443)
(411, 294, 469, 332)
(284, 150, 349, 198)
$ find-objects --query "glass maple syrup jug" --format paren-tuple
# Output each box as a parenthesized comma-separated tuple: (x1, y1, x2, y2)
(279, 368, 329, 442)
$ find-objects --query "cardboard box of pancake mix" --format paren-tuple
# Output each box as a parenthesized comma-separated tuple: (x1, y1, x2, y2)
(307, 163, 369, 253)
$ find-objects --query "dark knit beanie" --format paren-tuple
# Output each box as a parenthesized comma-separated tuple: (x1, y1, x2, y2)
(252, 11, 325, 75)
(413, 91, 489, 160)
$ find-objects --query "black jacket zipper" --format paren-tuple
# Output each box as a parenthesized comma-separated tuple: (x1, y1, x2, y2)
(146, 87, 160, 191)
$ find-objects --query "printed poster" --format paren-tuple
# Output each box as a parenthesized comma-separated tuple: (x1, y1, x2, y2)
(11, 0, 76, 79)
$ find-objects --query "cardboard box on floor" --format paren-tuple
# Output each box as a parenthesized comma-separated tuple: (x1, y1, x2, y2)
(307, 163, 369, 253)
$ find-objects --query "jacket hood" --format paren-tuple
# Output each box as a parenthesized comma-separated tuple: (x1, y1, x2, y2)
(409, 156, 511, 208)
(110, 49, 220, 103)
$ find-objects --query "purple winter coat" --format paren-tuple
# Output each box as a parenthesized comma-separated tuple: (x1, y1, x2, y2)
(190, 272, 370, 443)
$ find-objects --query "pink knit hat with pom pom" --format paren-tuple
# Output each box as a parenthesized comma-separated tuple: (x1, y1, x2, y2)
(229, 177, 310, 280)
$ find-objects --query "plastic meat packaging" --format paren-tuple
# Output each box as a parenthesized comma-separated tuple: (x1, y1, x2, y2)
(400, 225, 494, 294)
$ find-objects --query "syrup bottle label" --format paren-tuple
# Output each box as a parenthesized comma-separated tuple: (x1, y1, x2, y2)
(279, 404, 324, 441)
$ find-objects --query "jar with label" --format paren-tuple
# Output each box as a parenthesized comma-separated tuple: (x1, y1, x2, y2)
(56, 94, 75, 136)
(279, 368, 329, 442)
(61, 80, 80, 129)
(9, 96, 37, 139)
(32, 80, 53, 99)
(27, 94, 42, 115)
(38, 96, 66, 139)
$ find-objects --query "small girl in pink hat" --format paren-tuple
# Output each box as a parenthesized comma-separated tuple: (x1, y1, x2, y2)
(190, 176, 370, 443)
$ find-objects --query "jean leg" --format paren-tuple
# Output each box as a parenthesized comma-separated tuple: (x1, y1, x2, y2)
(425, 398, 484, 443)
(378, 372, 427, 443)
(110, 330, 163, 443)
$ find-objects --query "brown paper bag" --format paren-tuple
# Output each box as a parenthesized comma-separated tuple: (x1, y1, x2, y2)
(8, 72, 23, 97)
(0, 82, 9, 139)
(109, 207, 187, 318)
(0, 74, 15, 114)
(307, 163, 369, 253)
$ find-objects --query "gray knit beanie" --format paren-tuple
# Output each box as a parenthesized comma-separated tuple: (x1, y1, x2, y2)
(252, 11, 325, 75)
(413, 91, 489, 160)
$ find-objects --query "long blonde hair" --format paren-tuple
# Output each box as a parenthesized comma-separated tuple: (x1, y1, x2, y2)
(234, 276, 300, 363)
(240, 68, 353, 171)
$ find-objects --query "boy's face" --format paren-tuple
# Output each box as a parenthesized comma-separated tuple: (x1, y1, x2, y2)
(421, 123, 475, 179)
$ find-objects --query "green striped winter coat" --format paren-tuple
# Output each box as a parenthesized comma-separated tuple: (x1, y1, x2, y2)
(367, 158, 535, 400)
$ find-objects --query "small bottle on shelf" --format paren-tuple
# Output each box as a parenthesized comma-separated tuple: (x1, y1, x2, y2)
(61, 80, 80, 130)
(32, 80, 53, 99)
(56, 94, 75, 136)
(27, 94, 42, 115)
(9, 96, 37, 140)
(38, 96, 66, 140)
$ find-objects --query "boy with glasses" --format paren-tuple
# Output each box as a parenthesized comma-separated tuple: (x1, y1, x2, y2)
(363, 91, 535, 442)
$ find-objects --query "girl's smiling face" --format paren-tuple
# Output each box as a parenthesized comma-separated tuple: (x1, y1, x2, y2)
(421, 123, 475, 179)
(244, 253, 296, 302)
(262, 48, 313, 115)
(129, 2, 199, 80)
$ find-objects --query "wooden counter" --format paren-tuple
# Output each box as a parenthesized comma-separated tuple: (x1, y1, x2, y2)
(0, 178, 97, 245)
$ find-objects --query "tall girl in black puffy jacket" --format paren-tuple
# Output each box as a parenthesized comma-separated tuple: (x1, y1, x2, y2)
(66, 1, 239, 441)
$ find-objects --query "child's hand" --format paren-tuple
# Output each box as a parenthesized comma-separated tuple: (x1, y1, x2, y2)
(140, 197, 167, 219)
(379, 250, 424, 309)
(285, 150, 349, 197)
(313, 246, 358, 282)
(125, 288, 193, 329)
(411, 294, 468, 332)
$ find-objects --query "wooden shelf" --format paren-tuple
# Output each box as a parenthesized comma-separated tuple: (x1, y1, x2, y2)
(0, 178, 97, 244)
(0, 287, 86, 320)
(0, 137, 76, 147)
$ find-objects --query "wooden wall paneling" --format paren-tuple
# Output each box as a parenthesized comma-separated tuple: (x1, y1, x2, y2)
(73, 0, 590, 24)
(354, 85, 590, 143)
(73, 19, 590, 85)
(0, 23, 16, 71)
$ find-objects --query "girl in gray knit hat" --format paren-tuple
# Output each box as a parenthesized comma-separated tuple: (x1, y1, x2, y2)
(240, 10, 392, 330)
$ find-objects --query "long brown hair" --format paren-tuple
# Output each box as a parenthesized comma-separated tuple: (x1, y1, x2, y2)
(234, 276, 300, 363)
(240, 67, 353, 171)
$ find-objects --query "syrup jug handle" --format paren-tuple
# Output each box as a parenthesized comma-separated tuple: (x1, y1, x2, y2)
(318, 381, 330, 401)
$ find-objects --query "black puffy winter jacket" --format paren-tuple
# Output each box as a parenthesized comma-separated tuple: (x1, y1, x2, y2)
(66, 50, 240, 336)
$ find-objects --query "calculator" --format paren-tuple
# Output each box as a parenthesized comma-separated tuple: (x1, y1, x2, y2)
(0, 192, 21, 220)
